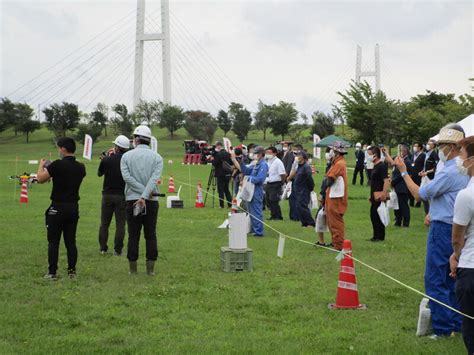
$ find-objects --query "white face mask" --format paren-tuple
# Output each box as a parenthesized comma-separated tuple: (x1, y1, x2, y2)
(283, 147, 288, 152)
(456, 156, 472, 176)
(325, 152, 330, 161)
(265, 154, 273, 160)
(413, 147, 418, 153)
(439, 146, 452, 162)
(295, 156, 301, 163)
(249, 153, 255, 160)
(329, 150, 335, 159)
(367, 154, 374, 162)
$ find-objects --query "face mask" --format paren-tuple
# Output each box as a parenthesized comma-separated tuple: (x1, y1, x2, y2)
(329, 150, 335, 159)
(242, 149, 247, 155)
(265, 154, 273, 160)
(426, 144, 432, 151)
(215, 147, 222, 152)
(367, 155, 374, 162)
(439, 146, 452, 162)
(456, 156, 472, 176)
(295, 157, 300, 163)
(283, 147, 288, 152)
(356, 147, 360, 151)
(413, 147, 418, 153)
(325, 153, 330, 161)
(249, 153, 255, 160)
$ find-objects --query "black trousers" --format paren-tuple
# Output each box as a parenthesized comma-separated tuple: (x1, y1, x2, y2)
(370, 201, 385, 240)
(456, 268, 474, 355)
(352, 166, 364, 185)
(366, 169, 373, 186)
(45, 202, 79, 274)
(394, 193, 410, 227)
(126, 200, 158, 262)
(265, 182, 283, 219)
(289, 188, 299, 221)
(216, 175, 232, 208)
(296, 190, 315, 227)
(98, 194, 126, 253)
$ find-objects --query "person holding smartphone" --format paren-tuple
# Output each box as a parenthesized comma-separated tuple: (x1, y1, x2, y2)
(121, 125, 163, 276)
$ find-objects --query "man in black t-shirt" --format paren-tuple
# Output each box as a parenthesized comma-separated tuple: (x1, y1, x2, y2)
(37, 137, 86, 280)
(368, 146, 389, 242)
(210, 141, 233, 208)
(97, 135, 129, 256)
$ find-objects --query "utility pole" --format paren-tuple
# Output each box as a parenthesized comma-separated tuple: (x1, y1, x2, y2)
(355, 44, 381, 92)
(133, 0, 171, 109)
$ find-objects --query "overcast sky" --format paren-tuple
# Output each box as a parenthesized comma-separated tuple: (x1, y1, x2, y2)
(1, 0, 473, 116)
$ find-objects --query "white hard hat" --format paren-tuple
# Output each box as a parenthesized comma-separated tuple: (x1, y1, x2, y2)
(113, 135, 130, 149)
(133, 125, 152, 139)
(356, 142, 362, 148)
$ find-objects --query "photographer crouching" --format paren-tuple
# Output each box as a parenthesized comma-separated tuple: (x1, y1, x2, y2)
(120, 125, 163, 275)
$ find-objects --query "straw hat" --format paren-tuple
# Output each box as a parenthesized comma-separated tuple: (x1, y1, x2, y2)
(330, 141, 348, 154)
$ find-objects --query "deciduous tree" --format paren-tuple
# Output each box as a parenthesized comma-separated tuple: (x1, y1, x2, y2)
(43, 102, 80, 138)
(229, 102, 252, 141)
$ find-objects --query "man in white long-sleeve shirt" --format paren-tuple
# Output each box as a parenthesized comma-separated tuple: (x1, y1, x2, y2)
(264, 147, 286, 220)
(120, 125, 163, 275)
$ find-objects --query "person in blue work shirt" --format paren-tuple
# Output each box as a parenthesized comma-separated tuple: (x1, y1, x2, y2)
(230, 146, 268, 237)
(121, 125, 163, 276)
(395, 123, 469, 339)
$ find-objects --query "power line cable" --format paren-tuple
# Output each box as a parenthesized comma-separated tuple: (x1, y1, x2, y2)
(6, 9, 136, 98)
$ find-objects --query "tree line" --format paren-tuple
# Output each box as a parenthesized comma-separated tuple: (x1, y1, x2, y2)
(1, 81, 473, 145)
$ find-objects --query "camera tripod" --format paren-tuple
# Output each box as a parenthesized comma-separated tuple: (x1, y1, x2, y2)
(205, 165, 217, 207)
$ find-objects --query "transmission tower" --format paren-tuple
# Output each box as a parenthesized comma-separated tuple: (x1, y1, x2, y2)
(133, 0, 171, 108)
(355, 44, 380, 92)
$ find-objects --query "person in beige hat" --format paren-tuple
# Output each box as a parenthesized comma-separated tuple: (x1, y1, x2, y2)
(325, 141, 348, 250)
(395, 123, 469, 338)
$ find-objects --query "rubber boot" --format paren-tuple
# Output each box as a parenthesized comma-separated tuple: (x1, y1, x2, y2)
(146, 260, 155, 276)
(129, 261, 137, 275)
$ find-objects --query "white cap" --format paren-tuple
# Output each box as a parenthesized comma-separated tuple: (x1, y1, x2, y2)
(113, 135, 130, 149)
(356, 142, 362, 148)
(133, 125, 152, 139)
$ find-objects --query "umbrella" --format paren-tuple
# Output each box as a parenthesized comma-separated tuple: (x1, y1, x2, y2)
(314, 135, 351, 148)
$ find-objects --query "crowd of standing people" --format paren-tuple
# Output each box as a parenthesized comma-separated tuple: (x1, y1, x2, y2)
(34, 122, 473, 351)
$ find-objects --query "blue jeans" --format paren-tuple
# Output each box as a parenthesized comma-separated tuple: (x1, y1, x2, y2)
(425, 221, 462, 335)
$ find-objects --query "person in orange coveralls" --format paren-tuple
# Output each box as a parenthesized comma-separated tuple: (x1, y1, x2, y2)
(325, 141, 348, 250)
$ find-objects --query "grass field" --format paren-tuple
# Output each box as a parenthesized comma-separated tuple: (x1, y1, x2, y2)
(0, 127, 465, 353)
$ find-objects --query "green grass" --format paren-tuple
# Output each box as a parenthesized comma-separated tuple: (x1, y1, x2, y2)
(0, 127, 465, 353)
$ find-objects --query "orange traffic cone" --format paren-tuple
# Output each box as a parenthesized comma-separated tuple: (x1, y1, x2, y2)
(168, 176, 176, 193)
(20, 178, 29, 203)
(328, 240, 367, 310)
(195, 182, 205, 208)
(230, 197, 239, 213)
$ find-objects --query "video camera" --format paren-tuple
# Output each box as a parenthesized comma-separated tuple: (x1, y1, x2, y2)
(201, 145, 216, 159)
